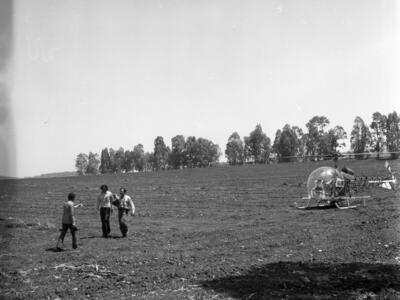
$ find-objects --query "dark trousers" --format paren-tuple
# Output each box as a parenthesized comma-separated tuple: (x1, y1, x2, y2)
(118, 209, 129, 237)
(100, 207, 111, 237)
(58, 224, 77, 249)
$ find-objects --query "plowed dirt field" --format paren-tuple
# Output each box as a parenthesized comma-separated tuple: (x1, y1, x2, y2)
(1, 160, 400, 299)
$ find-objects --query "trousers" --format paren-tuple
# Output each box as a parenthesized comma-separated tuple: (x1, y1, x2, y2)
(118, 209, 129, 237)
(58, 224, 77, 249)
(100, 207, 111, 237)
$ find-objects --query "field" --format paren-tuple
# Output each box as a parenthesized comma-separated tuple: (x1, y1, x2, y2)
(1, 159, 400, 299)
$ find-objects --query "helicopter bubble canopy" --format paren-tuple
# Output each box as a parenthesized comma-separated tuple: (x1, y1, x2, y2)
(306, 167, 342, 198)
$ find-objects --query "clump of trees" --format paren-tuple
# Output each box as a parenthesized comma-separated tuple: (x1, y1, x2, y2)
(76, 111, 399, 173)
(302, 116, 347, 160)
(98, 145, 148, 174)
(385, 112, 400, 158)
(272, 125, 304, 162)
(75, 135, 221, 175)
(350, 111, 400, 159)
(225, 111, 399, 165)
(75, 152, 100, 175)
(225, 124, 271, 165)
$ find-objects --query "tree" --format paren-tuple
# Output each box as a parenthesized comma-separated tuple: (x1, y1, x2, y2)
(86, 152, 100, 174)
(100, 148, 112, 174)
(244, 124, 271, 163)
(225, 132, 244, 165)
(144, 152, 154, 171)
(305, 116, 330, 158)
(170, 135, 186, 169)
(299, 134, 309, 160)
(75, 153, 89, 175)
(184, 136, 197, 168)
(275, 124, 299, 162)
(272, 129, 282, 158)
(152, 136, 170, 170)
(181, 136, 220, 168)
(109, 147, 125, 173)
(115, 147, 125, 172)
(123, 150, 135, 173)
(273, 124, 304, 162)
(323, 126, 347, 155)
(350, 116, 371, 159)
(292, 126, 305, 157)
(370, 112, 387, 157)
(210, 142, 221, 165)
(109, 148, 116, 173)
(195, 138, 220, 167)
(386, 111, 400, 159)
(132, 144, 146, 172)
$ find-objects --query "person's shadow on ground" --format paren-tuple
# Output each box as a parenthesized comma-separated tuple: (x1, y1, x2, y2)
(45, 247, 67, 252)
(80, 235, 123, 240)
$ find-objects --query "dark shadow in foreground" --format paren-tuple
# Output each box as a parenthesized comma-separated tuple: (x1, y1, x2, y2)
(202, 261, 400, 299)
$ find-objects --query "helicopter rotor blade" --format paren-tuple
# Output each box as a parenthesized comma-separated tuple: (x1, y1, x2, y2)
(281, 151, 400, 159)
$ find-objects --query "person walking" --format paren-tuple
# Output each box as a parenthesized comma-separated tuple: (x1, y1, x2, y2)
(56, 192, 82, 250)
(97, 184, 114, 238)
(113, 187, 135, 238)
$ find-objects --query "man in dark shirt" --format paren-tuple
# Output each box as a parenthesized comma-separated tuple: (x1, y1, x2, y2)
(56, 192, 82, 250)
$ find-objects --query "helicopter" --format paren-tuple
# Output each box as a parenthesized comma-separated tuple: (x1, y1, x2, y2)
(294, 156, 398, 210)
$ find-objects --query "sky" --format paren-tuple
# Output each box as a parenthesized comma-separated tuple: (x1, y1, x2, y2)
(1, 0, 399, 177)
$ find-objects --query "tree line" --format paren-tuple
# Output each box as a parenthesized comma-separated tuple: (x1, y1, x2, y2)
(76, 111, 400, 174)
(75, 136, 221, 175)
(225, 111, 399, 165)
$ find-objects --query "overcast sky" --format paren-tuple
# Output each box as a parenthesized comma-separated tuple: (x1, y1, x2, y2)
(1, 0, 399, 177)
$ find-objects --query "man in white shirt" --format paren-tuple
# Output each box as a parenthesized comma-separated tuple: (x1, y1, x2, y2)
(114, 187, 135, 238)
(97, 184, 114, 238)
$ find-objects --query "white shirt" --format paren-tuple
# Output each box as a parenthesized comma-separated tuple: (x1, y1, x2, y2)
(97, 191, 113, 210)
(118, 194, 135, 214)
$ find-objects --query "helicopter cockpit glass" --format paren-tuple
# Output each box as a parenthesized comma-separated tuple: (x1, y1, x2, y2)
(306, 167, 341, 198)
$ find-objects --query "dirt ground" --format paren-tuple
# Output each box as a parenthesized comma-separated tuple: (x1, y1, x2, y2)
(0, 159, 399, 299)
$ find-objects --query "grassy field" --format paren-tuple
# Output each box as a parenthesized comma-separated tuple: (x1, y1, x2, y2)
(1, 159, 400, 299)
